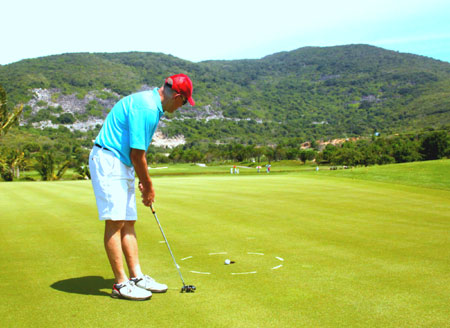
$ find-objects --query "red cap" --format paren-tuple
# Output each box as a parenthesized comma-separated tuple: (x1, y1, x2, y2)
(165, 74, 195, 106)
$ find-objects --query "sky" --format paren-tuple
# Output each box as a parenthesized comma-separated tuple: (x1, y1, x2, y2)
(1, 0, 449, 65)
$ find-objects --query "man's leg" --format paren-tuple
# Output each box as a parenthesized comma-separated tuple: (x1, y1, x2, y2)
(122, 221, 168, 293)
(104, 220, 128, 284)
(121, 221, 143, 278)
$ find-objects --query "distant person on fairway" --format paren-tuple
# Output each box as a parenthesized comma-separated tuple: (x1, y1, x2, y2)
(89, 74, 195, 301)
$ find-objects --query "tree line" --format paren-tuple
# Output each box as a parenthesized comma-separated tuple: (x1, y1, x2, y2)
(0, 128, 448, 181)
(316, 131, 449, 166)
(147, 130, 449, 167)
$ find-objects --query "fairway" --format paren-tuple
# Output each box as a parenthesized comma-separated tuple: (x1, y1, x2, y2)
(1, 164, 449, 327)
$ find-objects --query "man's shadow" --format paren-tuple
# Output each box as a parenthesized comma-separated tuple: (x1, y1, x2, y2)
(51, 276, 114, 297)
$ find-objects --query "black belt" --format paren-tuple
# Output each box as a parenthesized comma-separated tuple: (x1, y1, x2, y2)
(94, 143, 110, 151)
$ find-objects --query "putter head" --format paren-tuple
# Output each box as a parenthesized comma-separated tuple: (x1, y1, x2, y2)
(181, 285, 196, 293)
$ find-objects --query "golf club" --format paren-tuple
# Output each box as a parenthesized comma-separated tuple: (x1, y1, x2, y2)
(150, 205, 196, 293)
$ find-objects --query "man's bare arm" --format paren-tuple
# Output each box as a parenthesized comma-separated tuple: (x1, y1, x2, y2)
(130, 148, 154, 206)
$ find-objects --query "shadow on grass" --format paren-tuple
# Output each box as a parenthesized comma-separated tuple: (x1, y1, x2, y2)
(51, 276, 114, 297)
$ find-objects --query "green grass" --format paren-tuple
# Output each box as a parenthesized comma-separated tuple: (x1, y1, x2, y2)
(0, 161, 449, 327)
(15, 168, 83, 181)
(14, 162, 316, 181)
(314, 159, 450, 190)
(145, 162, 316, 176)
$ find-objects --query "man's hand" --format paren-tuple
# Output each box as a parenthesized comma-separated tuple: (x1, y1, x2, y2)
(139, 181, 155, 206)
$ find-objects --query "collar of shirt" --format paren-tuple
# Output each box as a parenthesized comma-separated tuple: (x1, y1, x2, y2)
(152, 88, 164, 116)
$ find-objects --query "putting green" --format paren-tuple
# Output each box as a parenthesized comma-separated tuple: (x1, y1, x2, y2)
(0, 162, 449, 327)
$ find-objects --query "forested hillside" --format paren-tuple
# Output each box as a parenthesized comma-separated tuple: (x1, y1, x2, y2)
(1, 44, 450, 181)
(0, 44, 449, 144)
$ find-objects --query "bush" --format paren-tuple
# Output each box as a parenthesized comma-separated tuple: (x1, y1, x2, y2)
(56, 113, 75, 124)
(420, 131, 449, 160)
(155, 153, 170, 164)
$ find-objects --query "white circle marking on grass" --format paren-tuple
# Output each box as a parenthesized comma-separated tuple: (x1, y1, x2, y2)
(178, 251, 285, 275)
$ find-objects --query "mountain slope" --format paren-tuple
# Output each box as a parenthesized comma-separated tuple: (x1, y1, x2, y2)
(0, 44, 449, 143)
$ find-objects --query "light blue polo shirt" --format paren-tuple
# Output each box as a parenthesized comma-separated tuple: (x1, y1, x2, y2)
(95, 88, 164, 167)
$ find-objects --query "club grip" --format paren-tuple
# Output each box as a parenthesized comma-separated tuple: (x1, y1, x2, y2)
(150, 204, 156, 214)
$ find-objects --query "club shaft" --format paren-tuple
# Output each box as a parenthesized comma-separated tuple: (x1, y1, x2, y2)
(151, 208, 186, 287)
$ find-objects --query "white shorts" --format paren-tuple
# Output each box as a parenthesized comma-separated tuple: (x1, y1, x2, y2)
(89, 146, 137, 221)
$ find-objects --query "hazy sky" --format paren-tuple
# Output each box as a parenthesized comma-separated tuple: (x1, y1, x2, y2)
(1, 0, 449, 65)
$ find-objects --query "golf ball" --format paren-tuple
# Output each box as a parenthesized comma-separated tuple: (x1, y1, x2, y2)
(224, 259, 231, 265)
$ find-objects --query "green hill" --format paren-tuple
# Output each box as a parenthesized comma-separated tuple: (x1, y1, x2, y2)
(1, 44, 449, 144)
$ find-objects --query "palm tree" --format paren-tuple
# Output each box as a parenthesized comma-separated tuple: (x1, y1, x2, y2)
(0, 85, 24, 181)
(0, 158, 9, 180)
(0, 149, 25, 181)
(0, 85, 23, 137)
(34, 153, 70, 181)
(75, 164, 90, 180)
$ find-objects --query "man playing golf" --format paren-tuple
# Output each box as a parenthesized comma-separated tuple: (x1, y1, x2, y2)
(89, 74, 195, 300)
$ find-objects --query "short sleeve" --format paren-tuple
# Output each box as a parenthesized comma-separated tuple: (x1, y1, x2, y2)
(128, 106, 158, 150)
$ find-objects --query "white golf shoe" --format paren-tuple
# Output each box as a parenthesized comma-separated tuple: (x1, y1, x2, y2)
(131, 275, 168, 293)
(111, 280, 152, 300)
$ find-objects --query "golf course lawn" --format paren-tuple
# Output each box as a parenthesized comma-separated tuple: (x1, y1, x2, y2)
(0, 160, 449, 327)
